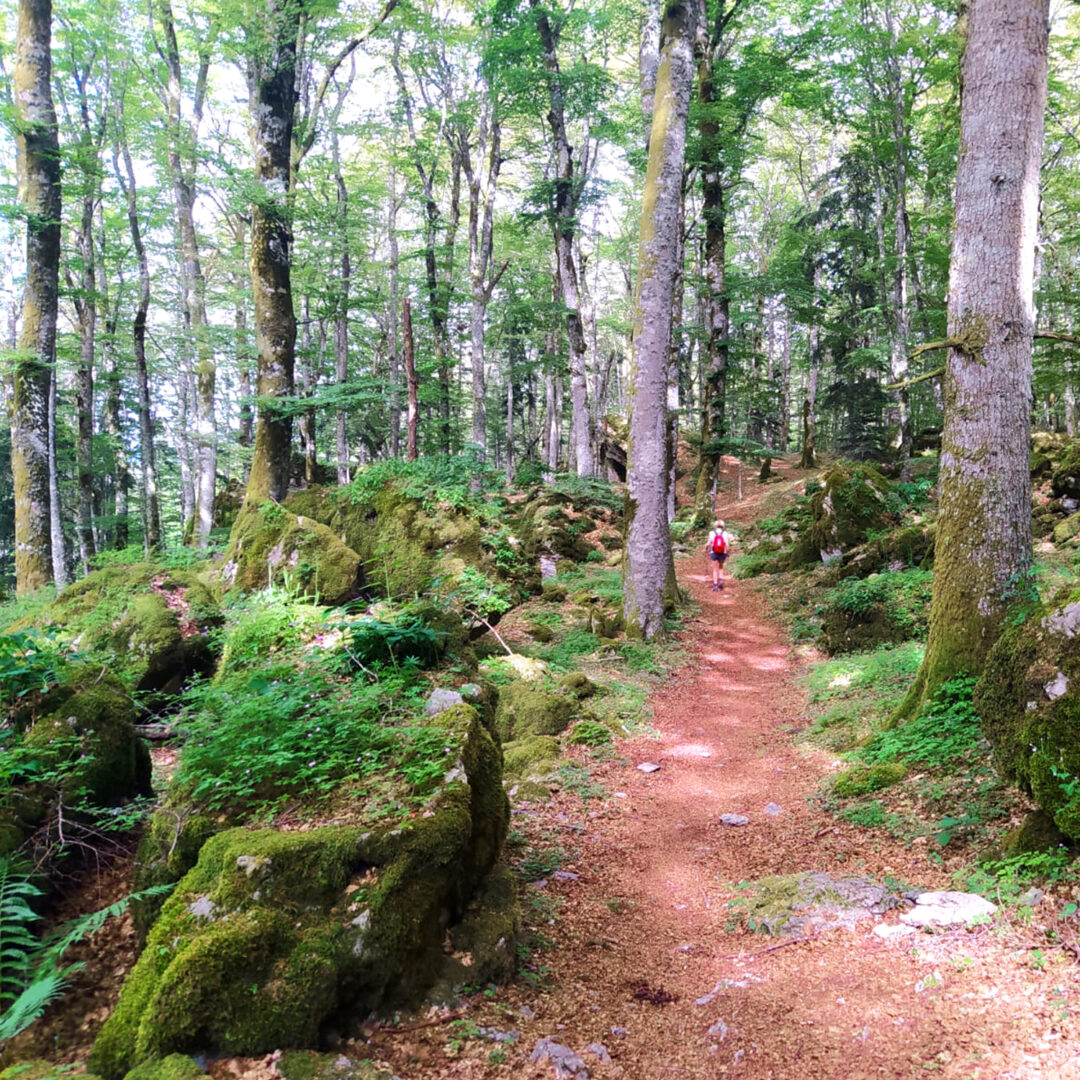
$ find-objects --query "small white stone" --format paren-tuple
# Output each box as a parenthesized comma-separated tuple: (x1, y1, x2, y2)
(638, 762, 661, 773)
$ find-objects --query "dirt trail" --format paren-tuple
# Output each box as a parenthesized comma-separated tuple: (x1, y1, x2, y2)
(376, 463, 1080, 1080)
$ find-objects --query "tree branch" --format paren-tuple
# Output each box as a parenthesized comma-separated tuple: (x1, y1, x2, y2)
(886, 366, 944, 392)
(1035, 332, 1080, 347)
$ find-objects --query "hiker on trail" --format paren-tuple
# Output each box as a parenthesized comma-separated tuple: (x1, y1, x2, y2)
(707, 519, 730, 591)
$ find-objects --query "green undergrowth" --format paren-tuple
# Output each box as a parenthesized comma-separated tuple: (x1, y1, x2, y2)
(804, 645, 1017, 855)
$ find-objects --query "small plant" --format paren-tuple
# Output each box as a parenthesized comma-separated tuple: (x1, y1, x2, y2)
(344, 617, 444, 671)
(569, 720, 612, 747)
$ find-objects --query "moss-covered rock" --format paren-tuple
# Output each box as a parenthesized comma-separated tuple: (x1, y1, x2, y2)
(122, 1055, 209, 1080)
(974, 590, 1080, 839)
(90, 705, 511, 1080)
(1033, 432, 1071, 480)
(558, 672, 598, 699)
(568, 719, 612, 747)
(1051, 443, 1080, 499)
(995, 810, 1069, 859)
(1054, 512, 1080, 546)
(1, 670, 152, 857)
(4, 564, 221, 697)
(526, 621, 555, 643)
(819, 603, 910, 655)
(221, 502, 363, 606)
(1, 1064, 104, 1080)
(803, 464, 893, 564)
(494, 683, 577, 742)
(841, 524, 935, 579)
(502, 735, 561, 778)
(276, 1054, 392, 1080)
(832, 763, 906, 798)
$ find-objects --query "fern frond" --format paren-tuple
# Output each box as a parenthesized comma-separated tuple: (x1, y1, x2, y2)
(0, 966, 80, 1043)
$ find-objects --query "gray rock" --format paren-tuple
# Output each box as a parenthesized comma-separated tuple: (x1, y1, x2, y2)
(610, 1027, 627, 1036)
(540, 556, 559, 580)
(719, 814, 749, 826)
(872, 923, 917, 941)
(530, 1038, 589, 1079)
(899, 891, 996, 928)
(187, 895, 217, 920)
(744, 872, 900, 936)
(425, 688, 465, 717)
(637, 762, 661, 774)
(764, 802, 783, 817)
(477, 1027, 520, 1044)
(553, 870, 581, 882)
(584, 1044, 612, 1064)
(707, 1019, 728, 1040)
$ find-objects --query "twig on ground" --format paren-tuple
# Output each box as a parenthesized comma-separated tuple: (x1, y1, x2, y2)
(724, 937, 811, 960)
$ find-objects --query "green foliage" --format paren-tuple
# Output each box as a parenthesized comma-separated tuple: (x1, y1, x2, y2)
(546, 474, 623, 514)
(175, 666, 434, 813)
(0, 857, 174, 1043)
(348, 454, 503, 514)
(860, 676, 982, 768)
(832, 762, 906, 798)
(962, 848, 1078, 902)
(568, 720, 612, 747)
(0, 630, 70, 710)
(837, 800, 887, 828)
(343, 618, 444, 671)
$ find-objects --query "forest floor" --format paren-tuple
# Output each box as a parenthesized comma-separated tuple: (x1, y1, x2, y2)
(363, 460, 1080, 1080)
(19, 460, 1080, 1080)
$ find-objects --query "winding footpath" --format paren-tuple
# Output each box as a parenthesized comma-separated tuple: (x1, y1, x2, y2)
(376, 476, 1080, 1080)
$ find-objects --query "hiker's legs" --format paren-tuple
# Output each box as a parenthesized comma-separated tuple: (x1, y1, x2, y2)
(710, 553, 721, 588)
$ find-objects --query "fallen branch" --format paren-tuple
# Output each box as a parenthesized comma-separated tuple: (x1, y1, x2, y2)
(376, 1010, 465, 1035)
(723, 936, 811, 960)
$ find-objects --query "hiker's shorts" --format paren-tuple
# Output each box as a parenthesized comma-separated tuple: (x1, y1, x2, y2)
(709, 552, 727, 563)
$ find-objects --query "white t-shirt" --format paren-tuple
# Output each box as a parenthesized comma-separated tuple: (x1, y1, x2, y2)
(708, 529, 729, 554)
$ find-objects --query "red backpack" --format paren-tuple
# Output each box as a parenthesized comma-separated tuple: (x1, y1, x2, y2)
(711, 530, 727, 555)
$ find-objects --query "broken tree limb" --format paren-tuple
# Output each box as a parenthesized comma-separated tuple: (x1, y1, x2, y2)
(886, 366, 945, 392)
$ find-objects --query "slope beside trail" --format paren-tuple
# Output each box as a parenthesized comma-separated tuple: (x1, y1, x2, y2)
(372, 462, 1080, 1080)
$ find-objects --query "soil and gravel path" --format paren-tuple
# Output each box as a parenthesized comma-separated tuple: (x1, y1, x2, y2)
(374, 467, 1080, 1080)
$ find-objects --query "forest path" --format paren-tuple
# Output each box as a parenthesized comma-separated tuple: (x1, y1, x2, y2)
(378, 459, 1080, 1080)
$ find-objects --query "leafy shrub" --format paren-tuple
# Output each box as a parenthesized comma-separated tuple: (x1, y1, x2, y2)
(548, 473, 623, 513)
(348, 453, 503, 513)
(345, 618, 445, 670)
(175, 666, 433, 812)
(569, 720, 612, 747)
(860, 675, 982, 767)
(0, 630, 70, 712)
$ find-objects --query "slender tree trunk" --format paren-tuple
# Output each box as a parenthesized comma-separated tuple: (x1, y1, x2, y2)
(244, 0, 299, 504)
(532, 0, 594, 477)
(12, 0, 59, 593)
(387, 164, 401, 459)
(100, 267, 129, 550)
(624, 0, 695, 639)
(74, 195, 97, 572)
(232, 220, 253, 454)
(47, 364, 66, 587)
(117, 124, 161, 552)
(403, 297, 419, 461)
(333, 132, 350, 483)
(899, 0, 1048, 715)
(505, 375, 514, 483)
(778, 310, 791, 453)
(695, 44, 729, 509)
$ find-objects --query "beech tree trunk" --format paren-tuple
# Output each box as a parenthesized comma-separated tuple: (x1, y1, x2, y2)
(387, 164, 401, 459)
(117, 118, 162, 552)
(244, 0, 299, 504)
(624, 0, 696, 640)
(900, 0, 1048, 715)
(532, 0, 594, 477)
(332, 128, 351, 484)
(12, 0, 59, 593)
(403, 297, 419, 461)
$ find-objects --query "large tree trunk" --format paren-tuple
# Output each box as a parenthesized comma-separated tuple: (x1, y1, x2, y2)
(532, 0, 594, 477)
(899, 0, 1048, 716)
(244, 0, 299, 504)
(12, 0, 59, 593)
(624, 0, 695, 640)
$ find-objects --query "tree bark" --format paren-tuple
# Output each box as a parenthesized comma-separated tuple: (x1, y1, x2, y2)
(387, 162, 401, 459)
(403, 297, 419, 461)
(332, 128, 350, 483)
(624, 0, 696, 640)
(12, 0, 59, 593)
(899, 0, 1048, 715)
(116, 116, 162, 553)
(531, 0, 594, 477)
(244, 0, 299, 504)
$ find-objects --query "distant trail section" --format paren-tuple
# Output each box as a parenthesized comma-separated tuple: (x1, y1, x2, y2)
(374, 458, 1080, 1080)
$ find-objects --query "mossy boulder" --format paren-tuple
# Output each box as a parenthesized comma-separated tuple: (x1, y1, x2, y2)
(1, 1065, 105, 1080)
(832, 763, 906, 798)
(819, 603, 910, 656)
(503, 735, 561, 778)
(558, 672, 598, 699)
(975, 590, 1080, 838)
(995, 810, 1069, 859)
(90, 705, 510, 1080)
(841, 525, 935, 579)
(803, 464, 892, 564)
(1032, 432, 1071, 480)
(276, 1054, 392, 1080)
(1, 670, 152, 857)
(526, 621, 555, 643)
(494, 682, 577, 742)
(1054, 512, 1080, 546)
(5, 564, 221, 697)
(1051, 443, 1080, 499)
(221, 502, 363, 606)
(742, 872, 900, 936)
(122, 1055, 209, 1080)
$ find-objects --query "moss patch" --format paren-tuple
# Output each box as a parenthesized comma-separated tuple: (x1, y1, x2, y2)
(494, 683, 577, 741)
(502, 735, 560, 778)
(832, 763, 907, 798)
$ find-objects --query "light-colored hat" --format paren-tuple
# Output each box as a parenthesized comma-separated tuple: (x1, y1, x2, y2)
(715, 519, 724, 528)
